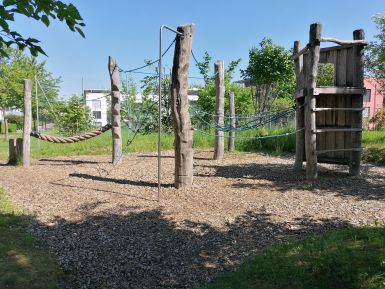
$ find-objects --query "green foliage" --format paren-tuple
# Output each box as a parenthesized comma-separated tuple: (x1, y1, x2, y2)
(56, 96, 91, 136)
(241, 38, 295, 113)
(0, 0, 85, 56)
(369, 108, 385, 129)
(205, 226, 385, 289)
(0, 121, 16, 133)
(6, 114, 23, 129)
(366, 13, 385, 80)
(317, 63, 335, 86)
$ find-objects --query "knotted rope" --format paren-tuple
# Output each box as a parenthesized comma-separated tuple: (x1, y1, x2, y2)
(30, 124, 112, 144)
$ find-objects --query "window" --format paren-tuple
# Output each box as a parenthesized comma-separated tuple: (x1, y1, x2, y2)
(92, 100, 101, 110)
(363, 107, 370, 118)
(317, 63, 335, 86)
(363, 89, 371, 102)
(93, 111, 102, 119)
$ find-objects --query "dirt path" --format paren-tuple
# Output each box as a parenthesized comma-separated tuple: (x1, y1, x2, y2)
(1, 151, 385, 288)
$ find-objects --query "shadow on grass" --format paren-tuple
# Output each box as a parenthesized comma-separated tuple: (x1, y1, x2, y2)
(195, 162, 385, 201)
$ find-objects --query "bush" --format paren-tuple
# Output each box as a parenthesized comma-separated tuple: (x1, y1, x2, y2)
(7, 114, 23, 130)
(0, 121, 16, 133)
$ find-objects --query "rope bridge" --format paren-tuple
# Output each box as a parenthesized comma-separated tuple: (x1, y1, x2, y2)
(30, 124, 112, 144)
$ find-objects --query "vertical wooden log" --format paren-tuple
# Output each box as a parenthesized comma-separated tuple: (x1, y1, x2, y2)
(305, 23, 321, 180)
(23, 79, 32, 168)
(8, 138, 17, 164)
(228, 91, 235, 151)
(108, 56, 122, 165)
(214, 60, 225, 160)
(171, 23, 195, 189)
(349, 29, 365, 176)
(294, 41, 305, 170)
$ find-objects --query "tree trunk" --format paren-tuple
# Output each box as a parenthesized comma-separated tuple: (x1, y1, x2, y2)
(3, 108, 8, 141)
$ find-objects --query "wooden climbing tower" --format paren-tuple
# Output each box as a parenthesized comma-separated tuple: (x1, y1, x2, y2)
(293, 23, 368, 180)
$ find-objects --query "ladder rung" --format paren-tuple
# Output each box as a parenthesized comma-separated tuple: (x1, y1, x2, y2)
(317, 148, 363, 154)
(312, 128, 362, 133)
(312, 108, 364, 112)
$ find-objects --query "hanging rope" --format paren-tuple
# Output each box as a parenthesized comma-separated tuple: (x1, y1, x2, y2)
(30, 124, 112, 144)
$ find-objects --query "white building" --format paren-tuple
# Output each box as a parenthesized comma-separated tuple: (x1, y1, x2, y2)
(84, 89, 109, 127)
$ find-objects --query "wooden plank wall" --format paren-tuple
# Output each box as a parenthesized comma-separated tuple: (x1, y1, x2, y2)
(316, 45, 355, 164)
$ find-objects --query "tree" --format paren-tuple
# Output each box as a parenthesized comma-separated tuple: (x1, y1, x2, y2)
(0, 46, 60, 139)
(370, 108, 385, 129)
(0, 0, 85, 56)
(56, 96, 91, 136)
(241, 38, 295, 113)
(366, 13, 385, 81)
(194, 52, 254, 127)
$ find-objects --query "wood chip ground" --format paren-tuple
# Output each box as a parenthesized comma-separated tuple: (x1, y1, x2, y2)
(1, 150, 385, 288)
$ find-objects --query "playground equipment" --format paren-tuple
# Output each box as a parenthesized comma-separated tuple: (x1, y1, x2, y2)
(293, 23, 367, 180)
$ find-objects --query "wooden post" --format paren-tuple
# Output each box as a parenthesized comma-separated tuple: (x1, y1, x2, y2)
(228, 91, 235, 151)
(23, 79, 32, 168)
(305, 23, 321, 180)
(108, 56, 122, 165)
(171, 23, 195, 189)
(214, 60, 225, 160)
(349, 29, 365, 176)
(8, 138, 23, 165)
(294, 41, 305, 170)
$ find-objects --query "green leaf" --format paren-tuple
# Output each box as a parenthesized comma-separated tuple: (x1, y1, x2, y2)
(41, 15, 50, 27)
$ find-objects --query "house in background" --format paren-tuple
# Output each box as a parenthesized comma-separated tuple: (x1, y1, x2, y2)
(84, 89, 109, 127)
(363, 78, 384, 129)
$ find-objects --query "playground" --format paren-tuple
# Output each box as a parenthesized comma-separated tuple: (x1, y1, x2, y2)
(1, 151, 385, 288)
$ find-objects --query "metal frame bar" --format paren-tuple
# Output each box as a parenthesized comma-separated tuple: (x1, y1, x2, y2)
(158, 25, 183, 201)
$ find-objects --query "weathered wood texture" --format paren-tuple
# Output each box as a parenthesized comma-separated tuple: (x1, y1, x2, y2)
(8, 138, 23, 165)
(214, 60, 225, 160)
(228, 91, 235, 151)
(23, 79, 32, 168)
(304, 23, 321, 180)
(349, 29, 365, 176)
(108, 56, 122, 165)
(293, 41, 305, 170)
(171, 23, 195, 188)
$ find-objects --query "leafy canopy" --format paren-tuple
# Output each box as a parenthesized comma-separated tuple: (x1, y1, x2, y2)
(0, 0, 85, 56)
(365, 13, 385, 80)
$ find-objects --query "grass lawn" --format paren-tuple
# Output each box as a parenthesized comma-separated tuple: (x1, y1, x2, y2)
(0, 189, 62, 289)
(204, 226, 385, 289)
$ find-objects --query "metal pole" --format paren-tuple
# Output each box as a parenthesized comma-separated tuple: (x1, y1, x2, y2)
(35, 76, 39, 133)
(158, 25, 183, 201)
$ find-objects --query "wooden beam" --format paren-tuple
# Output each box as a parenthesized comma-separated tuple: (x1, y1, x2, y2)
(214, 60, 225, 160)
(349, 29, 365, 176)
(313, 128, 362, 133)
(108, 56, 122, 165)
(312, 107, 364, 112)
(312, 87, 366, 95)
(304, 23, 321, 180)
(292, 45, 309, 60)
(294, 40, 305, 171)
(317, 147, 362, 154)
(171, 23, 195, 188)
(295, 88, 306, 99)
(320, 37, 368, 46)
(228, 91, 235, 151)
(23, 79, 32, 168)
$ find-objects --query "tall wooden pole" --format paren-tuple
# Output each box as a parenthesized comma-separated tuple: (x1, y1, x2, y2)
(228, 91, 235, 151)
(305, 23, 321, 180)
(108, 56, 122, 165)
(349, 29, 365, 176)
(294, 41, 305, 170)
(214, 60, 224, 160)
(171, 24, 195, 188)
(23, 79, 32, 168)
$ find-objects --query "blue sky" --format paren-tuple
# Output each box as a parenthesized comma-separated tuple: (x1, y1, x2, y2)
(10, 0, 385, 98)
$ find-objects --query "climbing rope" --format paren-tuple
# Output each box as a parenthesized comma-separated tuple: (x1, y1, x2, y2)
(30, 124, 112, 144)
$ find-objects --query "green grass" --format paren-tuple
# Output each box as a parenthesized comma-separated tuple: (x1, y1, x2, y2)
(0, 189, 62, 289)
(204, 226, 385, 289)
(1, 129, 385, 163)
